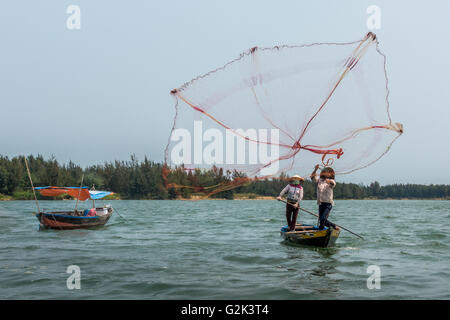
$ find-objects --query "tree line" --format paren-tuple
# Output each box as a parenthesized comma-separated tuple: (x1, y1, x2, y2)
(0, 155, 448, 200)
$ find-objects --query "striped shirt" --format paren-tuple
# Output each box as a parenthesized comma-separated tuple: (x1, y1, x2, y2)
(279, 184, 303, 205)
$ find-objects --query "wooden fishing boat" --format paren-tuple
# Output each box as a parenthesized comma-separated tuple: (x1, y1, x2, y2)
(36, 206, 113, 230)
(32, 186, 115, 230)
(280, 224, 340, 247)
(23, 159, 116, 230)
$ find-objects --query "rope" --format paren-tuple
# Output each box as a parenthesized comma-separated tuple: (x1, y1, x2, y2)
(113, 207, 128, 223)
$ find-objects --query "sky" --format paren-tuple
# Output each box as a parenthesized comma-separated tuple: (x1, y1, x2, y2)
(0, 0, 449, 185)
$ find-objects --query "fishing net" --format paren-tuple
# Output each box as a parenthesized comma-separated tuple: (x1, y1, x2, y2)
(164, 32, 403, 197)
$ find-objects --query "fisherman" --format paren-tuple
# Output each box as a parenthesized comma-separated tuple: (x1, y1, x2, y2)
(277, 175, 304, 232)
(83, 208, 97, 216)
(310, 165, 340, 230)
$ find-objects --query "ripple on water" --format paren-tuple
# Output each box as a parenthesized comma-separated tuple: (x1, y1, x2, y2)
(0, 200, 449, 299)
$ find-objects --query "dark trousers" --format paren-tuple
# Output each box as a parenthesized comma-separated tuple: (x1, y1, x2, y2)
(286, 203, 299, 231)
(318, 202, 336, 230)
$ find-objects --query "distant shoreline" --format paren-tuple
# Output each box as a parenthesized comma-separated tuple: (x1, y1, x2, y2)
(185, 195, 450, 201)
(1, 193, 448, 201)
(2, 155, 449, 201)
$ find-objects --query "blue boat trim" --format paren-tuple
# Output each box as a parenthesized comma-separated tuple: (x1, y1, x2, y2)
(43, 213, 99, 219)
(280, 224, 328, 232)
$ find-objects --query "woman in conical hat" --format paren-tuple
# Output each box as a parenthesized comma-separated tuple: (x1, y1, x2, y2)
(277, 175, 304, 231)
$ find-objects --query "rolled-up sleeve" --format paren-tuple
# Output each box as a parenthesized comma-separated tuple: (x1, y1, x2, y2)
(298, 188, 304, 203)
(329, 179, 336, 188)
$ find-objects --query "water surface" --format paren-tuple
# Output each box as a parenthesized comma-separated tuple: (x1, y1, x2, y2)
(0, 200, 448, 299)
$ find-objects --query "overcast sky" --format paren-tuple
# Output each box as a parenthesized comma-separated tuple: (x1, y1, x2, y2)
(0, 0, 449, 185)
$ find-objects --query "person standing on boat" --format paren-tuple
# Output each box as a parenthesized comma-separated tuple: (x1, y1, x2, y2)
(310, 165, 340, 230)
(277, 175, 304, 232)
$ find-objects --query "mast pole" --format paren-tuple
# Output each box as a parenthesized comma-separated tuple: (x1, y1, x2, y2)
(74, 173, 84, 213)
(24, 157, 41, 219)
(91, 184, 95, 209)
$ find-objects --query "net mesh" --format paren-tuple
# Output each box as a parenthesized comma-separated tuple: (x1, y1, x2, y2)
(164, 32, 403, 197)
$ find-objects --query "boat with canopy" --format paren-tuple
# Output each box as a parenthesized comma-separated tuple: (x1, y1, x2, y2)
(33, 186, 114, 230)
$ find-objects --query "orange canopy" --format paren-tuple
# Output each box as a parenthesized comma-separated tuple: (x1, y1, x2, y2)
(36, 187, 91, 201)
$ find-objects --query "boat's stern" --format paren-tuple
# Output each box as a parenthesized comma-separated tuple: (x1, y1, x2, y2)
(328, 228, 341, 246)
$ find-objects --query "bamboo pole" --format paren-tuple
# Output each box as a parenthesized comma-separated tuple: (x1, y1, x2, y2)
(24, 157, 41, 219)
(91, 184, 96, 209)
(74, 173, 84, 213)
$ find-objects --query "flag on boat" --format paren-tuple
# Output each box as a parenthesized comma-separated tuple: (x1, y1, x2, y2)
(34, 187, 113, 201)
(88, 190, 114, 200)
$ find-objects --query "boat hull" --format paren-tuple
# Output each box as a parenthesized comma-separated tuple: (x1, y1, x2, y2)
(36, 207, 113, 230)
(280, 224, 340, 247)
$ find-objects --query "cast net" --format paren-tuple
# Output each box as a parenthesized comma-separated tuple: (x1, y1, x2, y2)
(164, 32, 403, 197)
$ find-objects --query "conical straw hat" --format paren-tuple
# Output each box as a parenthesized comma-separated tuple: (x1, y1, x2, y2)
(290, 175, 304, 181)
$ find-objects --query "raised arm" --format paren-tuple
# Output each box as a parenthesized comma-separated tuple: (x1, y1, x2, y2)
(310, 164, 320, 183)
(326, 179, 336, 188)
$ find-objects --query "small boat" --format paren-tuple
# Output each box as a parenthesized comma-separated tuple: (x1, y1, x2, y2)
(280, 224, 340, 247)
(36, 206, 113, 230)
(33, 186, 115, 230)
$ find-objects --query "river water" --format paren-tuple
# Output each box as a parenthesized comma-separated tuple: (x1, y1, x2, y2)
(0, 200, 448, 299)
